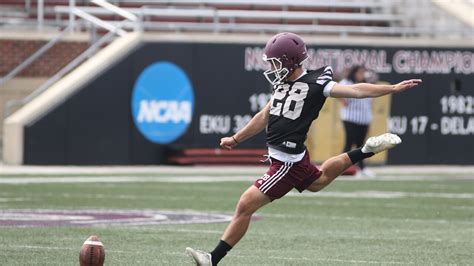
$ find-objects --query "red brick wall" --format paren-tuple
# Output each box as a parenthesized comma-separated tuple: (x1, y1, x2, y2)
(0, 40, 89, 77)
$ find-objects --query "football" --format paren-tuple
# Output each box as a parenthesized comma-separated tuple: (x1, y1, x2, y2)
(79, 235, 105, 266)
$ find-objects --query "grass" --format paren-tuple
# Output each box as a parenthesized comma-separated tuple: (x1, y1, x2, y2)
(0, 174, 473, 265)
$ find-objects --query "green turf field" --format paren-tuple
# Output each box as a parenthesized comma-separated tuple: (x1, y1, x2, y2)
(0, 173, 473, 265)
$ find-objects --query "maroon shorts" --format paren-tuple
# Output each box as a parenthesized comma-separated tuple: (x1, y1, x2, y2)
(253, 151, 322, 201)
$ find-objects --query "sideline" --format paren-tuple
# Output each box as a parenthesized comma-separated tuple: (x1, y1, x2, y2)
(1, 165, 473, 176)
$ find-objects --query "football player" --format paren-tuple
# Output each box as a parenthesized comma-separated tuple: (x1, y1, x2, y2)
(186, 32, 421, 265)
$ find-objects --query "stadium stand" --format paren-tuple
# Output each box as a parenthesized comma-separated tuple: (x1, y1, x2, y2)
(0, 0, 471, 36)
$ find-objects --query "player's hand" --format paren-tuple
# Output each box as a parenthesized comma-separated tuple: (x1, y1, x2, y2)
(393, 79, 422, 93)
(220, 136, 239, 150)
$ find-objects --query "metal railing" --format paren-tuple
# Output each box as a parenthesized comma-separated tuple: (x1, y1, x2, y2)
(2, 0, 471, 37)
(0, 25, 71, 87)
(4, 30, 118, 118)
(2, 0, 141, 118)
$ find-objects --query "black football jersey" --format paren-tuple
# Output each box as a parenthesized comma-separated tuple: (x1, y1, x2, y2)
(266, 66, 334, 154)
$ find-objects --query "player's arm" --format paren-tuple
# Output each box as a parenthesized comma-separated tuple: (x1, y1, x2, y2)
(328, 79, 422, 98)
(220, 101, 271, 150)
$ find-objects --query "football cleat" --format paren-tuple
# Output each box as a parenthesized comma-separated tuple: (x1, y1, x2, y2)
(362, 133, 402, 154)
(185, 247, 212, 266)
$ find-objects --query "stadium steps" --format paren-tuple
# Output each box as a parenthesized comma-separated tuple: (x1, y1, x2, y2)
(0, 0, 399, 35)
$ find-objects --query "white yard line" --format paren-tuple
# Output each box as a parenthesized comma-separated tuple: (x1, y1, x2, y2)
(1, 245, 413, 264)
(0, 176, 255, 184)
(135, 228, 223, 234)
(0, 165, 268, 175)
(0, 197, 29, 202)
(0, 165, 473, 176)
(1, 175, 472, 184)
(123, 226, 470, 243)
(230, 254, 411, 265)
(288, 191, 474, 199)
(263, 213, 474, 225)
(1, 244, 151, 255)
(2, 245, 75, 251)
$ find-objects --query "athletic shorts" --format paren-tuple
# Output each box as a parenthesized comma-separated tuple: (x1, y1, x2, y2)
(253, 151, 322, 201)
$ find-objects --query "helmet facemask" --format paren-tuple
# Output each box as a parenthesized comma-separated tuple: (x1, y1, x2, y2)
(263, 56, 290, 86)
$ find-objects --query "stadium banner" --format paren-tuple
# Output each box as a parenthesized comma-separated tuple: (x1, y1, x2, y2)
(23, 42, 473, 165)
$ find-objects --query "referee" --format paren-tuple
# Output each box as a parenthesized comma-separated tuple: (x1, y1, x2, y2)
(339, 65, 375, 177)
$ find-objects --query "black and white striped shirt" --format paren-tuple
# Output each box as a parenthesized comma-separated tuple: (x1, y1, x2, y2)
(267, 66, 335, 156)
(339, 79, 373, 125)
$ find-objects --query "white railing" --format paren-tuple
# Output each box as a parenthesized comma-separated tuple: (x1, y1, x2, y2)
(71, 7, 128, 36)
(111, 0, 389, 9)
(2, 0, 471, 38)
(2, 0, 140, 118)
(0, 26, 71, 86)
(51, 6, 470, 38)
(4, 30, 117, 118)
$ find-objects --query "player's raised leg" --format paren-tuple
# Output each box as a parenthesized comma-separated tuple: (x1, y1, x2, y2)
(186, 185, 270, 266)
(307, 133, 401, 192)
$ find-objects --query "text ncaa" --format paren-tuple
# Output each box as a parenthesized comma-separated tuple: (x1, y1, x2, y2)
(131, 62, 194, 144)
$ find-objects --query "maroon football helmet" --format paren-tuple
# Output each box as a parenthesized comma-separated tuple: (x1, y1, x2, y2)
(263, 32, 308, 85)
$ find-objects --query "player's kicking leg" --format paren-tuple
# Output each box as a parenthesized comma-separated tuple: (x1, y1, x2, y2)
(186, 133, 401, 265)
(307, 133, 401, 192)
(186, 186, 270, 266)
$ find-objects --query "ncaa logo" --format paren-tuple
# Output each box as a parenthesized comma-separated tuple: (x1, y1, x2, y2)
(131, 62, 194, 144)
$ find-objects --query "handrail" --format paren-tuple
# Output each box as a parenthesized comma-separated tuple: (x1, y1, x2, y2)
(117, 0, 387, 9)
(216, 10, 400, 21)
(91, 0, 138, 22)
(72, 7, 127, 36)
(4, 30, 118, 118)
(54, 6, 216, 17)
(53, 6, 399, 22)
(0, 25, 71, 87)
(133, 21, 472, 36)
(1, 0, 138, 88)
(3, 0, 141, 118)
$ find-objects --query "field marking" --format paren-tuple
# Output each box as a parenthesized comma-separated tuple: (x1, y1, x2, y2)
(129, 228, 224, 234)
(230, 254, 411, 264)
(263, 211, 474, 225)
(1, 244, 156, 255)
(6, 191, 473, 212)
(1, 174, 473, 184)
(0, 197, 29, 202)
(0, 209, 233, 228)
(2, 245, 75, 251)
(141, 227, 474, 243)
(286, 198, 474, 211)
(259, 231, 471, 244)
(21, 221, 467, 245)
(0, 176, 255, 184)
(287, 190, 474, 199)
(1, 245, 412, 264)
(1, 165, 473, 175)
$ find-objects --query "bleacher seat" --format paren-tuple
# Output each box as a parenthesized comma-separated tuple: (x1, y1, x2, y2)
(1, 0, 404, 36)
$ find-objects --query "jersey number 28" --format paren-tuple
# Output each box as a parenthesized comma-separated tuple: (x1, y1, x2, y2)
(270, 83, 309, 120)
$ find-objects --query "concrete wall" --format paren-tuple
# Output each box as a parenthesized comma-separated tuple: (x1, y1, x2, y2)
(0, 39, 89, 77)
